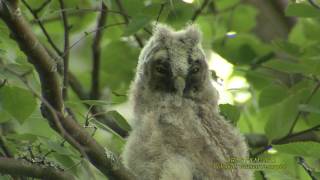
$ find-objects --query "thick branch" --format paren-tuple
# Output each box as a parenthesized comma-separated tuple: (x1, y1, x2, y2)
(36, 11, 128, 138)
(50, 52, 129, 138)
(0, 157, 74, 180)
(90, 2, 108, 100)
(21, 0, 63, 56)
(1, 1, 63, 111)
(0, 1, 132, 179)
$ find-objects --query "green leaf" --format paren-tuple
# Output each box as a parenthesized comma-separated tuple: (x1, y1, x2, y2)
(219, 104, 240, 125)
(6, 133, 39, 142)
(215, 34, 270, 65)
(123, 2, 165, 36)
(102, 0, 112, 8)
(151, 0, 168, 4)
(0, 109, 11, 123)
(232, 5, 257, 32)
(101, 41, 138, 103)
(0, 49, 6, 55)
(264, 95, 299, 141)
(286, 3, 320, 18)
(123, 15, 152, 36)
(244, 70, 273, 89)
(259, 84, 288, 107)
(298, 104, 320, 114)
(264, 59, 311, 74)
(44, 140, 73, 156)
(106, 134, 125, 155)
(215, 0, 240, 9)
(53, 154, 78, 174)
(272, 40, 302, 56)
(107, 110, 131, 132)
(0, 86, 37, 123)
(302, 58, 320, 76)
(273, 142, 320, 158)
(5, 63, 33, 74)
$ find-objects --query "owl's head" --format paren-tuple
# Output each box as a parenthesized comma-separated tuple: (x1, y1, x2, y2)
(134, 24, 217, 103)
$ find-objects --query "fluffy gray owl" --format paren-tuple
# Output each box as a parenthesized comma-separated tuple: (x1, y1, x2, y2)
(122, 24, 252, 180)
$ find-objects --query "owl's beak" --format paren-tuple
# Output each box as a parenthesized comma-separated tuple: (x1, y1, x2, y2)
(174, 76, 185, 97)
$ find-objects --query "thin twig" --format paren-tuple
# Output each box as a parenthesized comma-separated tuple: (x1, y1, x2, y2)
(0, 2, 132, 177)
(155, 3, 166, 25)
(48, 8, 127, 18)
(0, 79, 7, 88)
(252, 124, 320, 157)
(30, 8, 126, 24)
(0, 137, 20, 180)
(296, 156, 317, 180)
(90, 2, 108, 100)
(308, 0, 320, 10)
(0, 137, 13, 158)
(34, 0, 51, 14)
(21, 0, 63, 56)
(58, 0, 70, 101)
(36, 17, 128, 138)
(252, 145, 272, 157)
(288, 82, 320, 134)
(115, 0, 144, 48)
(64, 22, 126, 56)
(221, 5, 237, 46)
(4, 67, 87, 160)
(259, 170, 267, 180)
(191, 0, 211, 21)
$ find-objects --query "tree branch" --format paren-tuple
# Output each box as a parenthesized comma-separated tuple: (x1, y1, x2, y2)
(296, 156, 318, 180)
(251, 124, 320, 157)
(34, 0, 51, 14)
(58, 0, 70, 100)
(308, 0, 320, 10)
(115, 0, 143, 48)
(28, 7, 128, 138)
(191, 0, 211, 21)
(289, 81, 320, 134)
(0, 1, 132, 179)
(246, 130, 320, 149)
(0, 137, 22, 180)
(0, 157, 74, 180)
(91, 2, 108, 100)
(30, 8, 127, 24)
(155, 2, 166, 25)
(0, 137, 13, 158)
(67, 22, 126, 52)
(21, 0, 63, 56)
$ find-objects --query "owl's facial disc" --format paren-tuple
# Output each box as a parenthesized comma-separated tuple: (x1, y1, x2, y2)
(146, 43, 207, 97)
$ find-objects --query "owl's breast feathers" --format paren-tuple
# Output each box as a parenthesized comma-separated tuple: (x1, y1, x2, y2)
(130, 99, 251, 179)
(147, 99, 246, 156)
